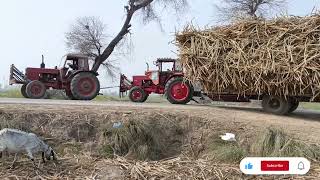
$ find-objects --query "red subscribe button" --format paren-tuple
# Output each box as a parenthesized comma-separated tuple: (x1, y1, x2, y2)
(261, 161, 289, 171)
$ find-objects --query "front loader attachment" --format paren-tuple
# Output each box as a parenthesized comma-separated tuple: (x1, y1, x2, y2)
(9, 64, 28, 85)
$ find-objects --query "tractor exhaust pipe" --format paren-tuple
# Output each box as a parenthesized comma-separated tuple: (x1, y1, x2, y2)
(40, 55, 46, 68)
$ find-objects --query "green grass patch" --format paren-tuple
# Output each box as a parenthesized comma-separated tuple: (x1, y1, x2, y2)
(208, 135, 246, 163)
(210, 142, 246, 163)
(301, 102, 320, 111)
(0, 88, 23, 98)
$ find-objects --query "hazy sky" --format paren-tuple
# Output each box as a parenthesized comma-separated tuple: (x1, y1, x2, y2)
(1, 0, 320, 88)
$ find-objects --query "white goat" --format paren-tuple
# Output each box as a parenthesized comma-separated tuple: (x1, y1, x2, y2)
(0, 128, 56, 166)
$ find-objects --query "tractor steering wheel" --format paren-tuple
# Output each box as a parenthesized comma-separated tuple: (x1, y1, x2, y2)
(68, 63, 76, 70)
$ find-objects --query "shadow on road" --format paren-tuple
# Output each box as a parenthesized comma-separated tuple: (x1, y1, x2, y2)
(213, 106, 320, 122)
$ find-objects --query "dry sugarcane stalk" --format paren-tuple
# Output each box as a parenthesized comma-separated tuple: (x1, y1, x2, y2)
(176, 15, 320, 101)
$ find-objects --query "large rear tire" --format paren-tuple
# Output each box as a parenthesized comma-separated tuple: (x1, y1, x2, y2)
(262, 95, 290, 115)
(288, 98, 299, 113)
(165, 77, 194, 104)
(70, 72, 100, 100)
(21, 84, 29, 98)
(129, 86, 148, 103)
(25, 80, 46, 99)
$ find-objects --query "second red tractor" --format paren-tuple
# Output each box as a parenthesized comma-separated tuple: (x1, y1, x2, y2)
(120, 58, 195, 104)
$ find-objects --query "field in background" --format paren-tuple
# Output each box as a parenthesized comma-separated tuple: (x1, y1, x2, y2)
(301, 102, 320, 111)
(0, 88, 22, 98)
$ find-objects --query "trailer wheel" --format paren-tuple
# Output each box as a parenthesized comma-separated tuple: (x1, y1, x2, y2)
(26, 80, 46, 99)
(21, 84, 29, 98)
(165, 77, 194, 104)
(288, 99, 299, 113)
(129, 87, 148, 103)
(71, 72, 100, 100)
(262, 95, 290, 115)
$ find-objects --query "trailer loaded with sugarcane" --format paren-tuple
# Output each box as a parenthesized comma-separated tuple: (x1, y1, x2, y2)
(175, 15, 320, 115)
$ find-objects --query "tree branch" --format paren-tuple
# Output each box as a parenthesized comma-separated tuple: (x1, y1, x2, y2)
(91, 0, 154, 72)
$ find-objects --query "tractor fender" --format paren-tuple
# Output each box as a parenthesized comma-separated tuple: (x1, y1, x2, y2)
(165, 75, 184, 85)
(67, 71, 99, 81)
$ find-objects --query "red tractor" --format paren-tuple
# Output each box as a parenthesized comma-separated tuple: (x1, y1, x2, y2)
(120, 58, 195, 104)
(10, 54, 100, 100)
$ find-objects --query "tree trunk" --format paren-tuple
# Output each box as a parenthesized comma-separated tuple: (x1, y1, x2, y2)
(91, 0, 154, 72)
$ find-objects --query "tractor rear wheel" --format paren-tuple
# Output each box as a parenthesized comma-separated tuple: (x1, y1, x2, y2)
(21, 84, 29, 98)
(129, 87, 148, 103)
(165, 77, 194, 104)
(262, 95, 290, 115)
(70, 72, 100, 100)
(25, 80, 46, 99)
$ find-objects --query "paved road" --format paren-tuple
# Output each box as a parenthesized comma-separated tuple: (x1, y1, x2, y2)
(0, 97, 319, 113)
(0, 97, 208, 110)
(0, 97, 319, 120)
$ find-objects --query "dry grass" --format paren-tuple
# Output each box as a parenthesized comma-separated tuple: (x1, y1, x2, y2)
(103, 118, 186, 161)
(251, 127, 320, 160)
(176, 15, 320, 100)
(0, 105, 319, 179)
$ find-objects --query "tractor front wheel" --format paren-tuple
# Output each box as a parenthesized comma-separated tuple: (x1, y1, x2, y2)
(262, 95, 290, 115)
(70, 72, 100, 100)
(129, 87, 148, 103)
(21, 84, 29, 98)
(25, 80, 46, 99)
(165, 77, 194, 104)
(65, 90, 76, 100)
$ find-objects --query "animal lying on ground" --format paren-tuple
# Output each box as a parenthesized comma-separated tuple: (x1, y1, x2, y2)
(0, 128, 56, 166)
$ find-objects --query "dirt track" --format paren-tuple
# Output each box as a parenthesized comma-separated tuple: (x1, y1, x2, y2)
(0, 97, 319, 143)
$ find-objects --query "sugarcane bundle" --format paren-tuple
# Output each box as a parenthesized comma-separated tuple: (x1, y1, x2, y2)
(176, 15, 320, 100)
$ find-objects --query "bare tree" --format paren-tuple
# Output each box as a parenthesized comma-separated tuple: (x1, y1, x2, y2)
(66, 16, 118, 78)
(215, 0, 287, 22)
(90, 0, 189, 72)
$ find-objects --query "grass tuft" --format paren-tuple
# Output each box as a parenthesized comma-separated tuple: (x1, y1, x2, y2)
(103, 119, 185, 161)
(208, 134, 246, 163)
(251, 127, 320, 160)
